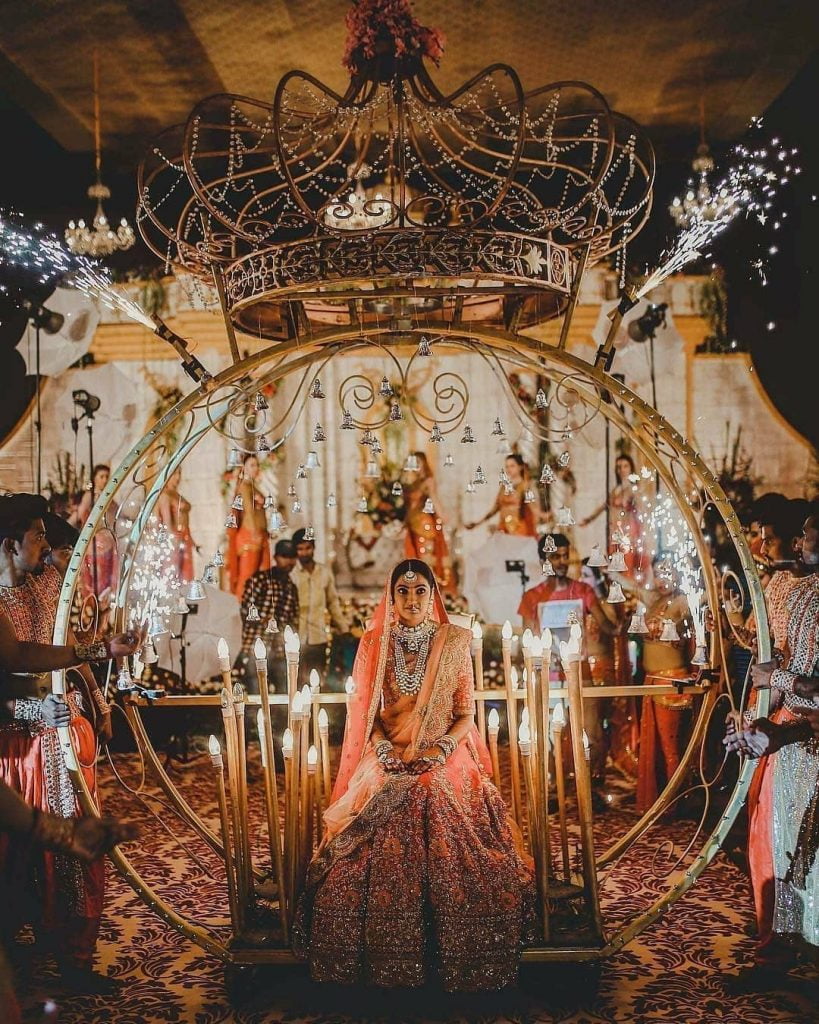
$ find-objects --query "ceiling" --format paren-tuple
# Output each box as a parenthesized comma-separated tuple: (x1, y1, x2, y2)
(1, 0, 817, 162)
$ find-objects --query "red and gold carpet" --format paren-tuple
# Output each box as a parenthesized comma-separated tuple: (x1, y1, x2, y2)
(13, 744, 819, 1023)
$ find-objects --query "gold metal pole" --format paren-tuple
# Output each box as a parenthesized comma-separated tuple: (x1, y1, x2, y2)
(309, 669, 321, 750)
(471, 624, 486, 744)
(232, 682, 255, 910)
(282, 726, 295, 918)
(518, 723, 544, 917)
(487, 710, 501, 789)
(501, 621, 522, 824)
(551, 703, 571, 882)
(219, 686, 247, 931)
(298, 689, 311, 886)
(317, 708, 331, 806)
(254, 640, 288, 940)
(307, 744, 319, 848)
(286, 700, 302, 912)
(208, 736, 240, 933)
(531, 643, 551, 942)
(285, 630, 301, 729)
(563, 645, 604, 942)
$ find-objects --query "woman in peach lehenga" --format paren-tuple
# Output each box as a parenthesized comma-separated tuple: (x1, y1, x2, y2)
(294, 559, 534, 990)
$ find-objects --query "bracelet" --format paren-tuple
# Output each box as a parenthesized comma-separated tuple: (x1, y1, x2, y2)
(770, 668, 796, 694)
(374, 740, 394, 763)
(13, 698, 44, 723)
(92, 688, 111, 714)
(435, 735, 457, 759)
(75, 641, 109, 663)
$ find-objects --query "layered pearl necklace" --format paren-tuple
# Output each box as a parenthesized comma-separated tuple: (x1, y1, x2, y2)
(392, 620, 436, 695)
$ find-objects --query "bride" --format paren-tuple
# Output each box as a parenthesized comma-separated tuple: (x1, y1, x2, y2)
(294, 559, 534, 990)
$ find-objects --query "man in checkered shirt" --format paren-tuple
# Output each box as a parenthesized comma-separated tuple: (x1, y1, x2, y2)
(237, 538, 299, 693)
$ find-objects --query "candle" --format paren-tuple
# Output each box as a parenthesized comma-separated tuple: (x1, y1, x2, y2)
(257, 708, 268, 767)
(500, 618, 522, 824)
(487, 708, 502, 790)
(317, 707, 331, 805)
(521, 628, 533, 652)
(253, 636, 266, 666)
(471, 622, 486, 743)
(207, 734, 239, 930)
(551, 701, 570, 881)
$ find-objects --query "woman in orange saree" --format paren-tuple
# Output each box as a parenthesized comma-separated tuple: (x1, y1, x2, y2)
(294, 559, 534, 990)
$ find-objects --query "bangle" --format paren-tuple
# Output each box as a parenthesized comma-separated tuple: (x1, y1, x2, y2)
(435, 735, 457, 759)
(92, 689, 111, 714)
(75, 640, 109, 663)
(14, 698, 44, 723)
(375, 740, 393, 763)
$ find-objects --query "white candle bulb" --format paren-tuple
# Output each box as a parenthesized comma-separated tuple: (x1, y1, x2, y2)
(309, 669, 320, 691)
(530, 636, 544, 658)
(284, 629, 301, 655)
(471, 621, 483, 640)
(502, 620, 513, 641)
(307, 745, 318, 769)
(292, 692, 303, 716)
(521, 628, 533, 650)
(519, 721, 531, 744)
(318, 708, 329, 730)
(208, 734, 221, 757)
(569, 621, 582, 643)
(345, 677, 355, 696)
(541, 627, 552, 651)
(582, 730, 590, 759)
(282, 728, 293, 756)
(510, 666, 519, 687)
(253, 637, 266, 662)
(552, 701, 565, 727)
(283, 624, 293, 644)
(301, 683, 311, 707)
(217, 637, 231, 671)
(521, 707, 530, 728)
(488, 708, 500, 734)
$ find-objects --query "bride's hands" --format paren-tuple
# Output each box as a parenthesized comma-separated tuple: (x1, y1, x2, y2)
(407, 746, 446, 774)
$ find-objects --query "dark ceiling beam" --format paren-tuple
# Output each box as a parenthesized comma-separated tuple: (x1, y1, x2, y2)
(0, 48, 90, 151)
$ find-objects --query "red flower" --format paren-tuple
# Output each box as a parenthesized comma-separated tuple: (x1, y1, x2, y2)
(343, 0, 445, 73)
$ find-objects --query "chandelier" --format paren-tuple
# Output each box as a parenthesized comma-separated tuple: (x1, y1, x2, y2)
(137, 0, 653, 346)
(66, 52, 135, 258)
(669, 100, 737, 228)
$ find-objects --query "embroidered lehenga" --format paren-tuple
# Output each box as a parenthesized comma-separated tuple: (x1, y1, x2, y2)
(294, 576, 535, 990)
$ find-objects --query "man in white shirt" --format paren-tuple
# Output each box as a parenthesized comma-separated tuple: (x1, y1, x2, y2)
(291, 528, 351, 682)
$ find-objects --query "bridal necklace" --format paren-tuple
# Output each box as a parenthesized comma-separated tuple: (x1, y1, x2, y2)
(392, 620, 436, 695)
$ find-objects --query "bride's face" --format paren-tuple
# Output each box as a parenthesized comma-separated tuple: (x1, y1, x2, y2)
(393, 577, 432, 627)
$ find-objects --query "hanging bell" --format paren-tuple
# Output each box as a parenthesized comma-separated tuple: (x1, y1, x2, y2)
(141, 639, 158, 665)
(246, 602, 261, 623)
(465, 480, 476, 494)
(391, 481, 403, 497)
(202, 563, 219, 585)
(173, 595, 190, 615)
(557, 451, 571, 468)
(444, 452, 454, 468)
(296, 464, 307, 479)
(541, 534, 557, 554)
(365, 459, 380, 479)
(429, 423, 443, 443)
(379, 376, 393, 397)
(540, 464, 556, 485)
(265, 617, 280, 635)
(628, 611, 649, 634)
(659, 618, 680, 642)
(268, 509, 285, 531)
(460, 425, 476, 444)
(261, 495, 273, 509)
(609, 549, 628, 573)
(417, 335, 432, 357)
(588, 544, 608, 568)
(149, 614, 167, 638)
(403, 453, 419, 472)
(287, 483, 297, 498)
(423, 498, 435, 515)
(310, 378, 325, 399)
(253, 392, 268, 412)
(357, 495, 368, 513)
(474, 465, 486, 485)
(607, 581, 627, 604)
(541, 559, 555, 576)
(117, 664, 135, 691)
(186, 579, 207, 602)
(313, 422, 326, 443)
(227, 448, 244, 469)
(326, 493, 337, 508)
(370, 439, 383, 455)
(556, 506, 575, 526)
(225, 512, 238, 529)
(389, 402, 403, 422)
(562, 429, 573, 442)
(231, 494, 244, 511)
(491, 417, 505, 437)
(691, 644, 710, 666)
(535, 388, 549, 410)
(523, 488, 536, 504)
(305, 450, 320, 470)
(291, 500, 303, 514)
(340, 409, 354, 429)
(213, 549, 225, 567)
(256, 435, 271, 453)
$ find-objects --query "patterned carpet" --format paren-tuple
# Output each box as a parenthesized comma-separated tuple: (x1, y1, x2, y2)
(13, 740, 819, 1024)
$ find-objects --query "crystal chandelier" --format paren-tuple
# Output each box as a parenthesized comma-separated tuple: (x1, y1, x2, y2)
(669, 100, 737, 228)
(66, 52, 135, 257)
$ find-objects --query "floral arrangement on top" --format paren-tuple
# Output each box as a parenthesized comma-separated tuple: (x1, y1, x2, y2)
(343, 0, 445, 74)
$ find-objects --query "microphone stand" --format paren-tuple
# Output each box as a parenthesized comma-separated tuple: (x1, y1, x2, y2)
(35, 322, 42, 493)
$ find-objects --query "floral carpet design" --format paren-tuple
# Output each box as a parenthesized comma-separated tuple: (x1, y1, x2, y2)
(14, 746, 819, 1023)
